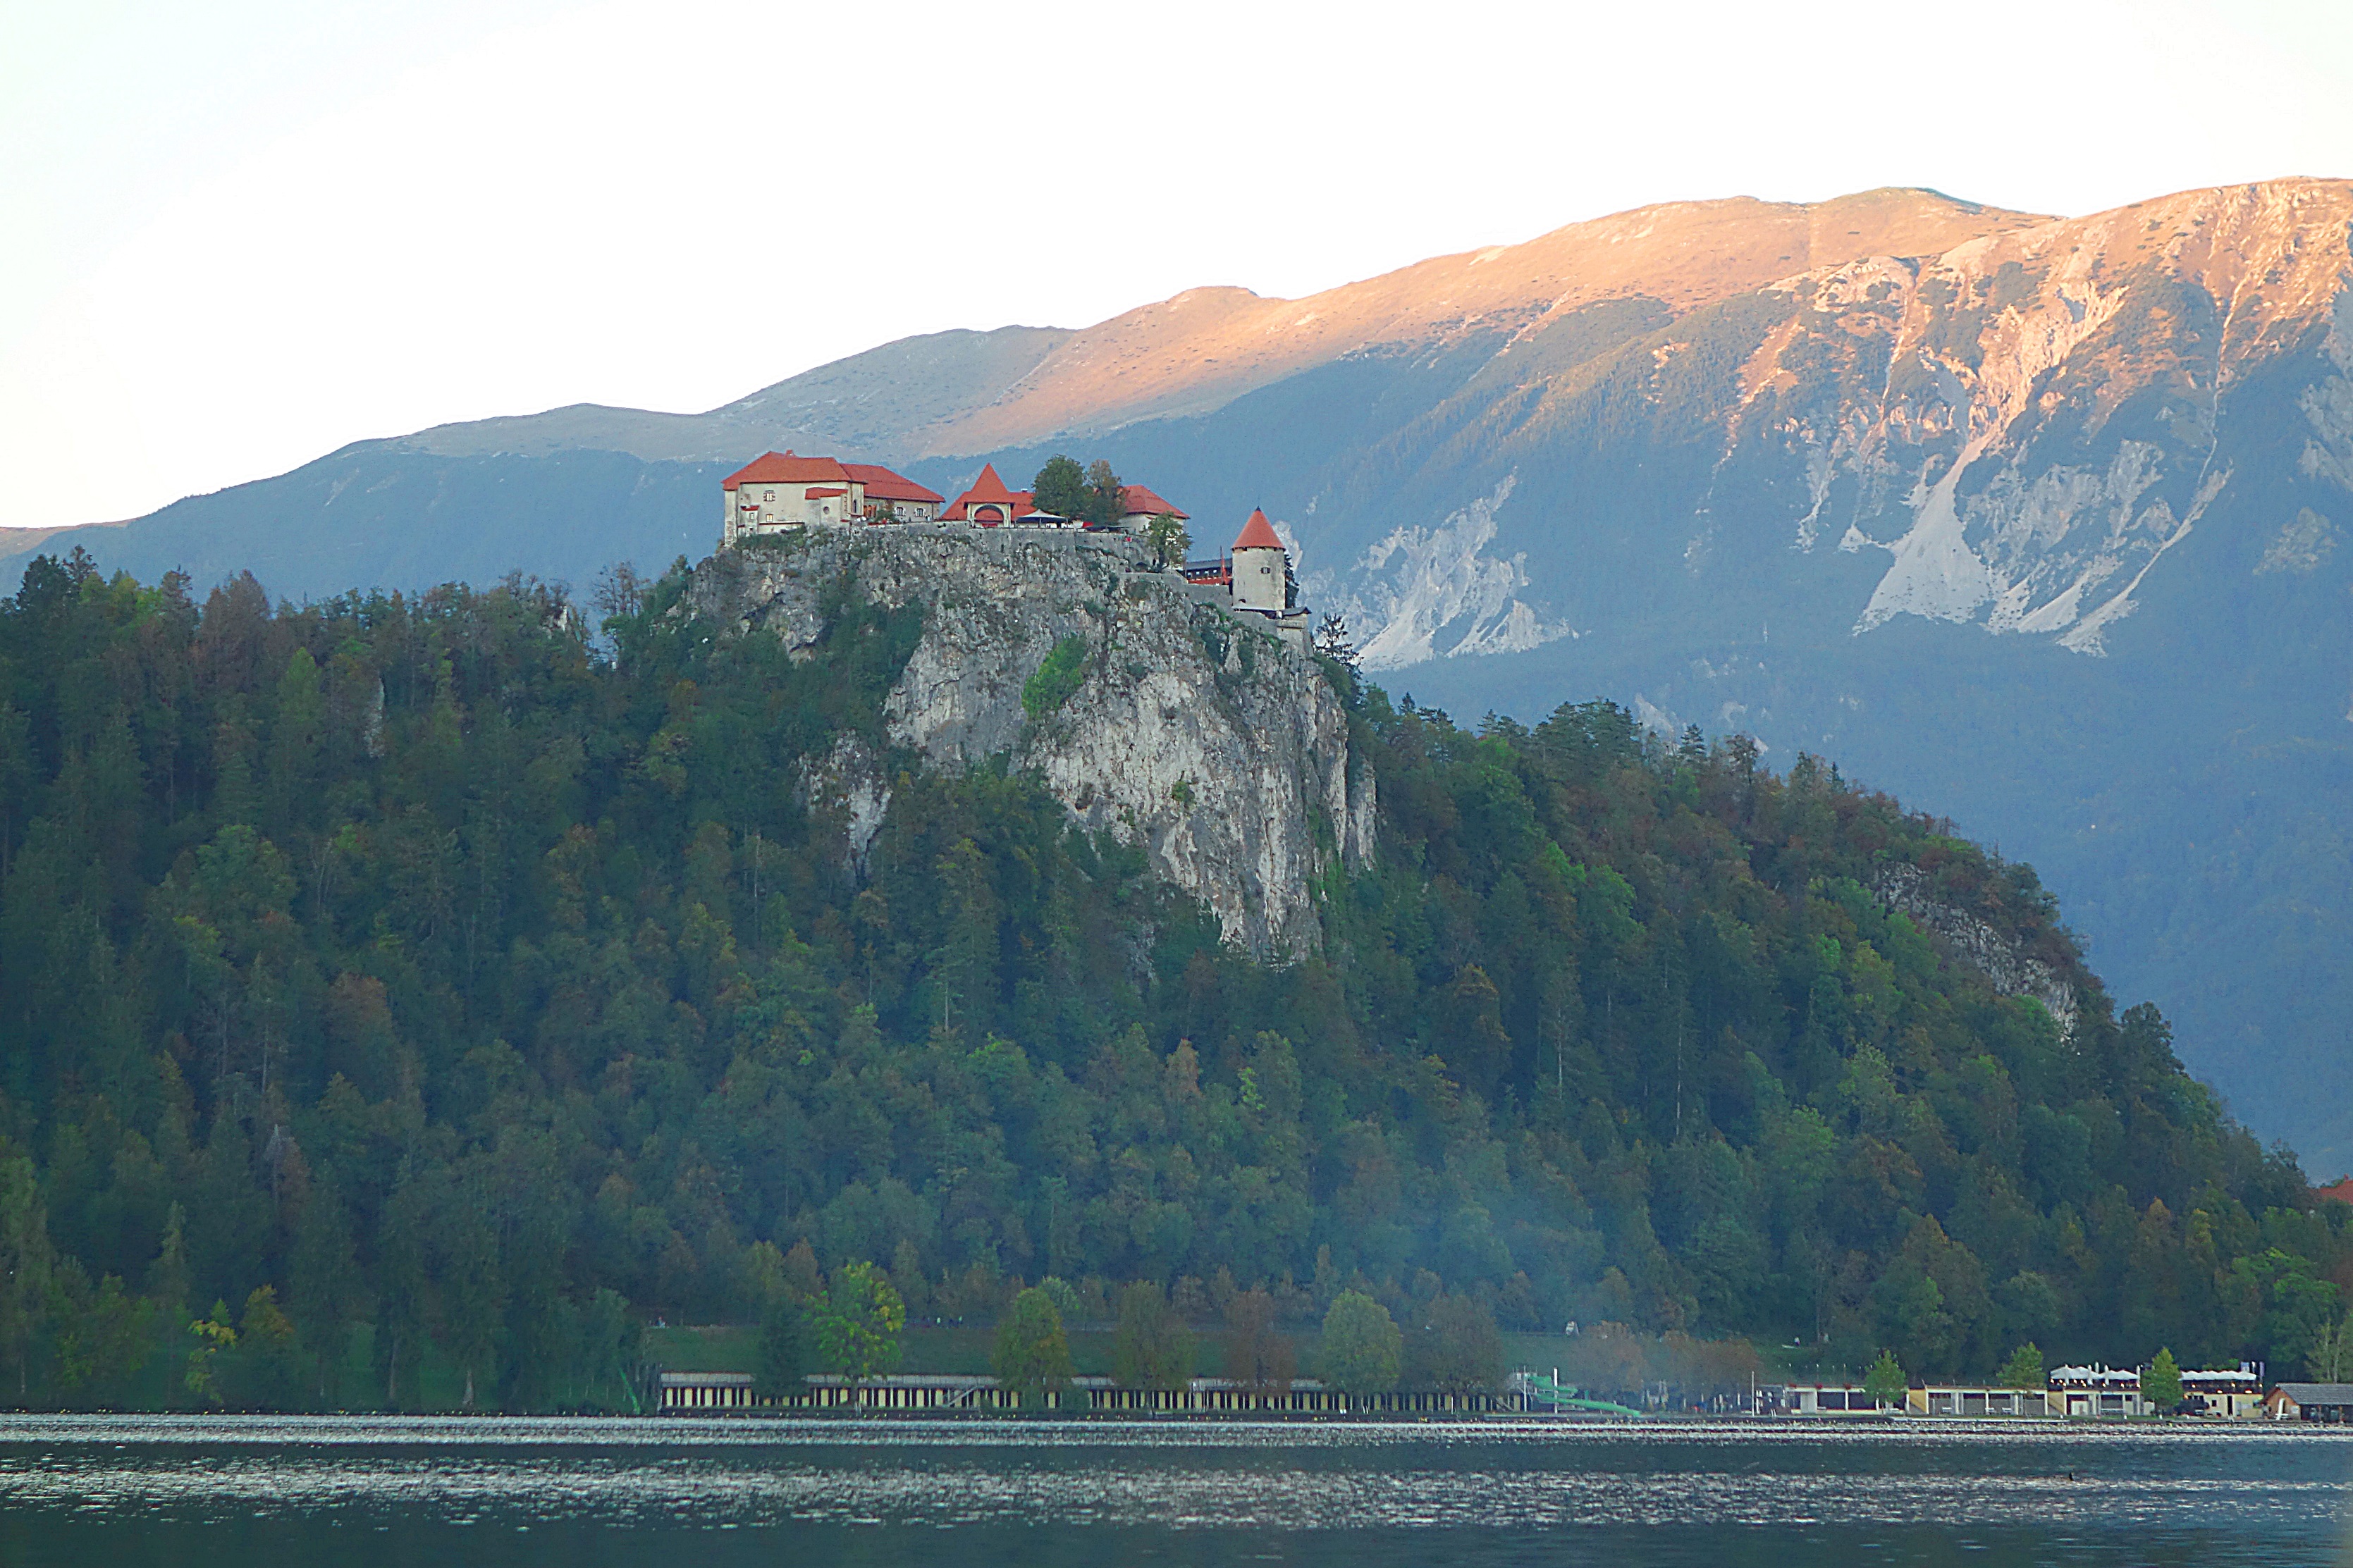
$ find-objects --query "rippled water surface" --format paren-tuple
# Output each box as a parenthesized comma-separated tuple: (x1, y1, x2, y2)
(0, 1414, 2347, 1567)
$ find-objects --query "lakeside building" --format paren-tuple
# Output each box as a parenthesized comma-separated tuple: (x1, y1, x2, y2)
(1773, 1384, 1892, 1415)
(2264, 1383, 2353, 1421)
(1908, 1385, 2044, 1416)
(2182, 1366, 2266, 1419)
(656, 1370, 1529, 1416)
(2047, 1364, 2150, 1418)
(1776, 1362, 2270, 1419)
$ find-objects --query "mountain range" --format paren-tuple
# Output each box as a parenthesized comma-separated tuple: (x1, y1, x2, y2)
(10, 177, 2352, 1175)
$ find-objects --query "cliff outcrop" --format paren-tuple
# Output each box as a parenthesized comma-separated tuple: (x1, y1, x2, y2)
(1869, 863, 2080, 1038)
(690, 528, 1374, 959)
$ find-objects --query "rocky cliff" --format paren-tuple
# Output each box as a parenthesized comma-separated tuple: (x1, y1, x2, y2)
(687, 528, 1372, 960)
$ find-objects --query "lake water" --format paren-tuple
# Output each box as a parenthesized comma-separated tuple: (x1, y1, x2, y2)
(0, 1414, 2347, 1567)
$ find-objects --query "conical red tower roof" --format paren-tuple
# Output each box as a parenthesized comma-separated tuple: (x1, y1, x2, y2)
(964, 462, 1018, 504)
(1232, 508, 1283, 551)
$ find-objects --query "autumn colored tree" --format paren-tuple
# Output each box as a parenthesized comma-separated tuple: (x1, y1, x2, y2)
(992, 1286, 1075, 1409)
(1222, 1288, 1296, 1397)
(1113, 1282, 1194, 1396)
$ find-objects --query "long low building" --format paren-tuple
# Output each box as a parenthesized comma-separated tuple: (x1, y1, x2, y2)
(656, 1370, 1529, 1415)
(2265, 1383, 2353, 1421)
(1773, 1362, 2271, 1419)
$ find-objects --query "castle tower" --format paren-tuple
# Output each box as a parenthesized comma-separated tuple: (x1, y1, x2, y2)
(1231, 508, 1287, 614)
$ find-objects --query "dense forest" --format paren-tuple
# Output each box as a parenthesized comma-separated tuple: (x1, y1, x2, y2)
(0, 546, 2342, 1411)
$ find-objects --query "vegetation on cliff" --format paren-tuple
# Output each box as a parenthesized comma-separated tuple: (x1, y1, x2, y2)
(0, 547, 2341, 1410)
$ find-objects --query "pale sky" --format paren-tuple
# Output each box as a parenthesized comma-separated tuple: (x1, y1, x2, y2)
(4, 0, 2350, 532)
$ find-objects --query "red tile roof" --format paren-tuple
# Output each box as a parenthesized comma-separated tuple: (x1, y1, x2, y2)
(2320, 1176, 2353, 1205)
(1231, 508, 1284, 551)
(959, 463, 1019, 504)
(942, 465, 1035, 522)
(1119, 484, 1187, 520)
(842, 463, 944, 505)
(722, 450, 852, 490)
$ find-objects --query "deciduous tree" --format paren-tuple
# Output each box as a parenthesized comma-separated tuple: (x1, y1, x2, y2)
(1222, 1288, 1295, 1397)
(1113, 1281, 1193, 1395)
(1318, 1291, 1401, 1398)
(815, 1260, 905, 1402)
(2142, 1346, 2182, 1413)
(992, 1285, 1074, 1409)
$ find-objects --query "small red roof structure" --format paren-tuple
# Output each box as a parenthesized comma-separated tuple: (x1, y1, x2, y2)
(942, 464, 1033, 524)
(842, 463, 944, 505)
(2319, 1176, 2353, 1206)
(1231, 508, 1284, 551)
(962, 463, 1019, 503)
(723, 450, 852, 491)
(1119, 484, 1187, 521)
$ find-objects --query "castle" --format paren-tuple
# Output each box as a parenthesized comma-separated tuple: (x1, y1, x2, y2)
(720, 452, 1311, 648)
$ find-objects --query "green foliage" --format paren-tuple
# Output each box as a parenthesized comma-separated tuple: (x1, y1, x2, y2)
(1083, 461, 1125, 527)
(990, 1286, 1074, 1408)
(1146, 513, 1191, 566)
(1021, 634, 1090, 720)
(0, 549, 2337, 1415)
(1318, 1291, 1401, 1395)
(1031, 456, 1088, 519)
(1113, 1281, 1193, 1392)
(1864, 1349, 1907, 1409)
(2143, 1345, 2182, 1412)
(1028, 457, 1124, 526)
(755, 1297, 807, 1401)
(0, 1158, 51, 1396)
(814, 1260, 904, 1392)
(1993, 1342, 2045, 1390)
(185, 1301, 236, 1403)
(1415, 1292, 1504, 1393)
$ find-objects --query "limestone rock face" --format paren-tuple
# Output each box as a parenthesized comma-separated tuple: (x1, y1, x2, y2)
(694, 528, 1374, 960)
(1870, 863, 2079, 1039)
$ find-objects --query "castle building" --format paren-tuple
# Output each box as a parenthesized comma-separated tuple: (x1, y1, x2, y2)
(1184, 508, 1312, 650)
(721, 451, 941, 541)
(720, 452, 1190, 540)
(1230, 508, 1288, 613)
(844, 463, 943, 522)
(1117, 485, 1188, 534)
(939, 462, 1026, 525)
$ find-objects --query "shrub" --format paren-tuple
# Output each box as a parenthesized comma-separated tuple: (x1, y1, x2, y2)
(1022, 635, 1089, 720)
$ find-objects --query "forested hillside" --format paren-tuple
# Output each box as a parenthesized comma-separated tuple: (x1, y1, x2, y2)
(0, 548, 2342, 1411)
